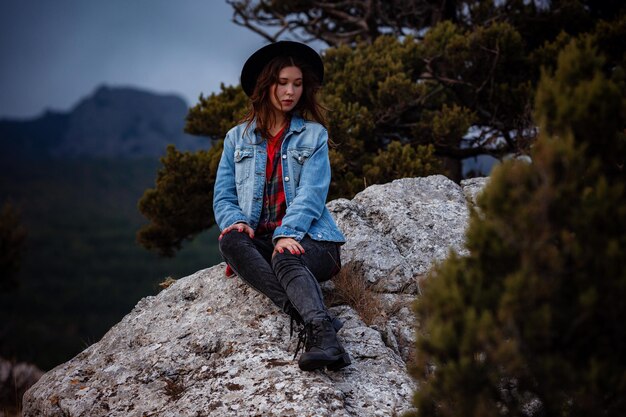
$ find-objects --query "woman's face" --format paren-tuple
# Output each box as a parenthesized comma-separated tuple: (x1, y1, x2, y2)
(269, 66, 303, 115)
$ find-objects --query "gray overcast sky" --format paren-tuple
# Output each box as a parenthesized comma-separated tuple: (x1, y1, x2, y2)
(0, 0, 276, 119)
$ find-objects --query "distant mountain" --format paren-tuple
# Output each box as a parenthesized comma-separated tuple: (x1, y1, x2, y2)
(0, 85, 208, 159)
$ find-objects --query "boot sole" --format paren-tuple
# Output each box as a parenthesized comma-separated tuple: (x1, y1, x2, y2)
(326, 353, 351, 371)
(298, 352, 351, 372)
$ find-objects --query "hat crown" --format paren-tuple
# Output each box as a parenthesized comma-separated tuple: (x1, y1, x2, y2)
(240, 41, 324, 97)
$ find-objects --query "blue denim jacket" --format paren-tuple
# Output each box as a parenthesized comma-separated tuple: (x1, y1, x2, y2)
(213, 114, 346, 244)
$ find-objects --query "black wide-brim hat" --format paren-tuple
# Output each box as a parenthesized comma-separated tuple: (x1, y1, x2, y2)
(240, 41, 324, 97)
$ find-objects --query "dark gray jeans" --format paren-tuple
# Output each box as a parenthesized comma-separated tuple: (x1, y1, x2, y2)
(218, 231, 341, 324)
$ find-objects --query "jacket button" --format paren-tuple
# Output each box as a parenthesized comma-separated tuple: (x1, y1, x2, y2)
(317, 233, 322, 238)
(282, 154, 287, 159)
(284, 176, 290, 182)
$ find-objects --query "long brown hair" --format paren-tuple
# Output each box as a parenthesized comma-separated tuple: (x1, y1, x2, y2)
(242, 55, 327, 140)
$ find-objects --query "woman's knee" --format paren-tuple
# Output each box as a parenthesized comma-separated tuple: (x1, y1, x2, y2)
(271, 250, 298, 267)
(271, 251, 306, 277)
(218, 230, 248, 258)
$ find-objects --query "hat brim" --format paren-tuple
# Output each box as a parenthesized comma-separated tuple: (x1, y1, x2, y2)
(240, 41, 324, 97)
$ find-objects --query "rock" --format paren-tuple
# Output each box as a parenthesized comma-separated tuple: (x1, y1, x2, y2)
(23, 268, 414, 417)
(329, 175, 488, 363)
(460, 177, 490, 208)
(23, 175, 488, 417)
(329, 175, 476, 293)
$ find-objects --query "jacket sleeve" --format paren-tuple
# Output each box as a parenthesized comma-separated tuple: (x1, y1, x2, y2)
(272, 128, 330, 242)
(213, 131, 249, 230)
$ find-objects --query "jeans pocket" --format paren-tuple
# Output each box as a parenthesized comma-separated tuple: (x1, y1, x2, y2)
(318, 243, 341, 282)
(331, 244, 342, 277)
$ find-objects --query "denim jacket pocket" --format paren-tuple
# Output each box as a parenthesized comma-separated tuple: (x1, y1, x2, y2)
(234, 146, 254, 185)
(288, 147, 313, 184)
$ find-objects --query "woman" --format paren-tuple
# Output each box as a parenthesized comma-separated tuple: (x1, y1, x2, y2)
(213, 41, 350, 372)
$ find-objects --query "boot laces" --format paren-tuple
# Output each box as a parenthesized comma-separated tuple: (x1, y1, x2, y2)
(290, 315, 297, 338)
(293, 323, 312, 359)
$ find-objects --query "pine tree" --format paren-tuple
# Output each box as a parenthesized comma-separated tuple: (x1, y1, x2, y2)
(137, 2, 625, 256)
(409, 37, 626, 416)
(137, 144, 223, 257)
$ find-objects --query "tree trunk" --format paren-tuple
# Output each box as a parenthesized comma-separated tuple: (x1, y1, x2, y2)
(441, 156, 462, 183)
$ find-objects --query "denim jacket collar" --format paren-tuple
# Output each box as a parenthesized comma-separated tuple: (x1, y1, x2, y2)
(288, 114, 306, 134)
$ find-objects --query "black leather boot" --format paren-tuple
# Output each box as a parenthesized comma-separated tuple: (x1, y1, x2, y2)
(298, 318, 351, 371)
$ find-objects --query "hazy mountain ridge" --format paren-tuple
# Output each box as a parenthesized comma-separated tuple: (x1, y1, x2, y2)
(0, 85, 207, 159)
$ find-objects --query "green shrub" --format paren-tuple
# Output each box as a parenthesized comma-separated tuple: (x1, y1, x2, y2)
(410, 38, 626, 416)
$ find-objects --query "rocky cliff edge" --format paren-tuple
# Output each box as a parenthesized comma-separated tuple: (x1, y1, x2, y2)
(23, 175, 488, 417)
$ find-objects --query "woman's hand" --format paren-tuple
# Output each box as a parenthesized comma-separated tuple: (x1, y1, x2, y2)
(273, 237, 305, 256)
(218, 222, 255, 240)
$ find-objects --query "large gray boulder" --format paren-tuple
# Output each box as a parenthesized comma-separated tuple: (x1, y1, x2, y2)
(329, 176, 480, 293)
(23, 175, 487, 417)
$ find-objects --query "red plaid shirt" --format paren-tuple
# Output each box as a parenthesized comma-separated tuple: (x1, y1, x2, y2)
(255, 123, 288, 236)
